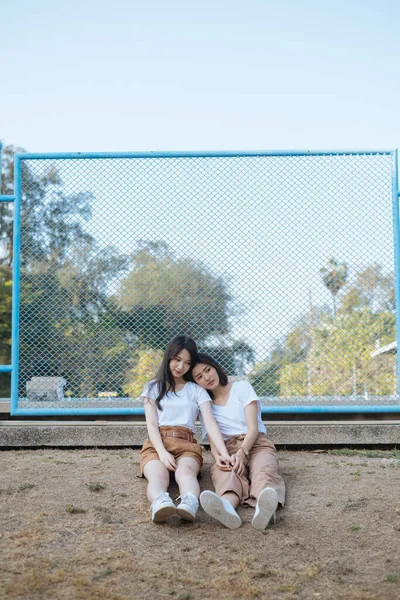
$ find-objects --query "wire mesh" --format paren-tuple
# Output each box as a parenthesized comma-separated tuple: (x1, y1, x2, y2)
(15, 151, 398, 411)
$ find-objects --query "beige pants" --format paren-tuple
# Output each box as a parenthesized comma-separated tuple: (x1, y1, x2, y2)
(211, 433, 286, 507)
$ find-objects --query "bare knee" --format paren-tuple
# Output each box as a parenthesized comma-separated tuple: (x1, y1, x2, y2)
(144, 461, 170, 484)
(175, 464, 198, 481)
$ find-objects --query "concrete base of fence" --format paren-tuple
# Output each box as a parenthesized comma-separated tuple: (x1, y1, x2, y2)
(1, 420, 400, 448)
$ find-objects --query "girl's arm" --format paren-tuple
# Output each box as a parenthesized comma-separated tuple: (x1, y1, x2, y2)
(207, 435, 232, 471)
(232, 401, 259, 475)
(199, 402, 230, 460)
(240, 401, 260, 454)
(144, 399, 177, 471)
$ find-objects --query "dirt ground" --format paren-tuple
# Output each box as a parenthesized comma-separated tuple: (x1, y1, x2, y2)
(1, 447, 400, 600)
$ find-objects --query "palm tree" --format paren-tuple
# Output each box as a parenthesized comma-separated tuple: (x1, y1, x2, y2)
(320, 258, 348, 317)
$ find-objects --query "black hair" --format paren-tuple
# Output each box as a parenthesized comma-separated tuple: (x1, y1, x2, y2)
(150, 335, 198, 410)
(192, 353, 229, 399)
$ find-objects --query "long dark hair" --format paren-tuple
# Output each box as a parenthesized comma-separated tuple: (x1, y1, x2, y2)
(192, 353, 229, 399)
(150, 335, 198, 410)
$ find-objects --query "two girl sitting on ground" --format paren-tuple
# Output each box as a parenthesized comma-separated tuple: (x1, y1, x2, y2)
(139, 336, 285, 528)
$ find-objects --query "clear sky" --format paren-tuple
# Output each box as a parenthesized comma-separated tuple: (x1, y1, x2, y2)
(1, 0, 399, 153)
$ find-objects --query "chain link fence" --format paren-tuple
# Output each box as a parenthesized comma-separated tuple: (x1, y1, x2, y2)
(13, 151, 398, 412)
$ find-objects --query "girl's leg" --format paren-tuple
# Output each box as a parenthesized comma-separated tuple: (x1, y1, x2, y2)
(248, 439, 285, 506)
(210, 457, 248, 507)
(174, 457, 200, 497)
(143, 459, 170, 503)
(247, 436, 285, 530)
(144, 460, 176, 523)
(199, 464, 243, 529)
(174, 457, 201, 521)
(221, 491, 240, 509)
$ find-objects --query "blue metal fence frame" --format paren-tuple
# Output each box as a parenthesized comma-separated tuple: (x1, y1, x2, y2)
(2, 146, 400, 416)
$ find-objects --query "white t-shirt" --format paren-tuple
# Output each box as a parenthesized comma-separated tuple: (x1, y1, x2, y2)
(141, 380, 211, 434)
(201, 380, 266, 440)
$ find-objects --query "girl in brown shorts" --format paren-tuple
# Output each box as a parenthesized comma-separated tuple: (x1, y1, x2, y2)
(192, 353, 286, 530)
(140, 336, 231, 524)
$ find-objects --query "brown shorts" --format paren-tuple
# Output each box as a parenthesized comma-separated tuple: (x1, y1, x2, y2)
(211, 433, 286, 507)
(138, 426, 203, 477)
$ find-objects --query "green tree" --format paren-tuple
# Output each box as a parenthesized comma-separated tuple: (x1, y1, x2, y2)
(1, 146, 253, 399)
(0, 265, 12, 396)
(19, 241, 130, 397)
(249, 261, 396, 399)
(118, 241, 232, 347)
(320, 258, 348, 317)
(248, 305, 329, 397)
(1, 144, 23, 267)
(0, 145, 23, 395)
(248, 345, 282, 397)
(123, 347, 163, 397)
(339, 264, 395, 315)
(278, 362, 308, 397)
(0, 143, 131, 398)
(308, 309, 396, 397)
(201, 340, 255, 377)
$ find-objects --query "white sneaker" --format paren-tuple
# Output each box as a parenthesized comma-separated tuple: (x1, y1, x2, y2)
(151, 491, 176, 523)
(252, 487, 278, 530)
(200, 490, 242, 530)
(176, 492, 199, 521)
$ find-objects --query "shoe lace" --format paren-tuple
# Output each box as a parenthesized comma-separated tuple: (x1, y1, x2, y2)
(157, 491, 171, 502)
(150, 491, 172, 511)
(176, 493, 198, 509)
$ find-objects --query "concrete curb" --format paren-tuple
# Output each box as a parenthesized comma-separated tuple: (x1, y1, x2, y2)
(1, 421, 400, 447)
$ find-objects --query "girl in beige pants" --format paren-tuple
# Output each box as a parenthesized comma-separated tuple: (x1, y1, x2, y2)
(192, 354, 285, 530)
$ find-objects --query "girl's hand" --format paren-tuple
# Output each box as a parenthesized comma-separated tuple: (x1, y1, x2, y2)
(159, 451, 177, 471)
(215, 455, 232, 471)
(232, 451, 246, 476)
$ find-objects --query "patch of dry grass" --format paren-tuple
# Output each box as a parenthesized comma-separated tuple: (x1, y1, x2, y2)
(2, 566, 130, 600)
(1, 448, 400, 600)
(86, 481, 106, 492)
(66, 504, 87, 514)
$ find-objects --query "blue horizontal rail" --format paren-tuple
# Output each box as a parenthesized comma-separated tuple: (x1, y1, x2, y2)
(262, 405, 400, 414)
(16, 149, 394, 161)
(0, 195, 15, 202)
(9, 404, 400, 417)
(13, 407, 146, 416)
(0, 366, 13, 373)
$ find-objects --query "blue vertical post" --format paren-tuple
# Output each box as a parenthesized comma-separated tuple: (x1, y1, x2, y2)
(392, 149, 400, 403)
(10, 155, 21, 415)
